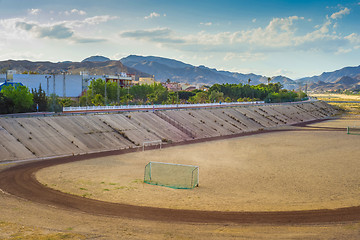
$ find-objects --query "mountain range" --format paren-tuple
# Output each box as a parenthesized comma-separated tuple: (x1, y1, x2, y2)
(1, 55, 359, 91)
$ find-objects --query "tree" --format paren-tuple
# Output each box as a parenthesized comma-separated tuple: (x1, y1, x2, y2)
(47, 94, 62, 112)
(1, 84, 33, 113)
(267, 77, 272, 85)
(208, 91, 224, 103)
(32, 84, 48, 111)
(0, 92, 14, 114)
(189, 91, 208, 103)
(58, 98, 75, 107)
(92, 94, 104, 106)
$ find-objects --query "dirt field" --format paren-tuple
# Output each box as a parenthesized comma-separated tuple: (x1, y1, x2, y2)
(2, 114, 360, 239)
(36, 116, 360, 212)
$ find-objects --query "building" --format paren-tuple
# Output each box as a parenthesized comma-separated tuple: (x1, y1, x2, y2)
(105, 72, 134, 87)
(139, 76, 156, 85)
(163, 82, 182, 92)
(0, 82, 24, 91)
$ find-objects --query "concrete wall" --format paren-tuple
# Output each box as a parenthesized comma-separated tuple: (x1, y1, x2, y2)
(1, 74, 104, 97)
(0, 101, 338, 162)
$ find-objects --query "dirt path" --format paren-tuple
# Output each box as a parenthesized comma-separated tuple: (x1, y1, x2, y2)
(2, 118, 360, 225)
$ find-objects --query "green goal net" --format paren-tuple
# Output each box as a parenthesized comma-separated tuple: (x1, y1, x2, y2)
(144, 162, 199, 189)
(347, 127, 360, 135)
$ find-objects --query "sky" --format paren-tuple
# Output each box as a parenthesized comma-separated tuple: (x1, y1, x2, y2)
(0, 0, 359, 79)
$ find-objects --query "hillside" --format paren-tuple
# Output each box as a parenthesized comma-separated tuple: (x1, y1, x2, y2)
(0, 60, 151, 77)
(82, 55, 111, 62)
(120, 55, 298, 89)
(298, 65, 360, 84)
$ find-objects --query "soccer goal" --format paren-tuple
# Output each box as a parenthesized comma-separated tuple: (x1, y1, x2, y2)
(144, 162, 199, 189)
(142, 140, 162, 151)
(347, 126, 360, 135)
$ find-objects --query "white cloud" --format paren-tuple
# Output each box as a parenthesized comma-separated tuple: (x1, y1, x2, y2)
(28, 9, 41, 15)
(336, 47, 352, 54)
(330, 7, 350, 19)
(82, 15, 117, 25)
(144, 12, 160, 20)
(71, 9, 86, 15)
(64, 9, 87, 16)
(200, 22, 212, 26)
(252, 19, 256, 23)
(120, 27, 185, 44)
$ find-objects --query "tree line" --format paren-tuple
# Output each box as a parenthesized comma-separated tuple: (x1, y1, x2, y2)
(0, 79, 307, 114)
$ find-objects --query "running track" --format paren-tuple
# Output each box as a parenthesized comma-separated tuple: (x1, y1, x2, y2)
(1, 120, 359, 224)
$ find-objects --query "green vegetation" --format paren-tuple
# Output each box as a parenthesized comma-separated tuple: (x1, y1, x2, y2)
(0, 78, 307, 114)
(1, 84, 33, 113)
(79, 79, 306, 106)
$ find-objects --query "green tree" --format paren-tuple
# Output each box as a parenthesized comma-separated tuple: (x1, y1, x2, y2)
(1, 84, 33, 113)
(47, 94, 62, 112)
(58, 98, 75, 107)
(92, 94, 105, 106)
(208, 91, 224, 103)
(0, 92, 14, 114)
(32, 84, 47, 111)
(189, 91, 208, 103)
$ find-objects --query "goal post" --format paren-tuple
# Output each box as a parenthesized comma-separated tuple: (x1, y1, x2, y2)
(347, 126, 360, 135)
(144, 162, 199, 189)
(142, 140, 162, 151)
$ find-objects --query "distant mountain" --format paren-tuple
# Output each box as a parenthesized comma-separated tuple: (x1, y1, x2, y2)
(121, 55, 247, 85)
(298, 65, 360, 84)
(307, 76, 360, 92)
(121, 55, 192, 69)
(82, 55, 111, 63)
(0, 60, 150, 77)
(120, 55, 297, 88)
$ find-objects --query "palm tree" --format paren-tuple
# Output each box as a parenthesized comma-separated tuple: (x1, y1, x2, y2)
(267, 77, 271, 85)
(248, 78, 251, 85)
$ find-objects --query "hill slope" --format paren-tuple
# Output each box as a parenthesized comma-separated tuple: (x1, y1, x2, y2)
(0, 60, 150, 77)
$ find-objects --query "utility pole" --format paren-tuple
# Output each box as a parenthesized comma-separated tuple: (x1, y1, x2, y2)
(116, 73, 120, 105)
(45, 75, 51, 96)
(62, 70, 66, 97)
(103, 75, 107, 106)
(52, 73, 56, 112)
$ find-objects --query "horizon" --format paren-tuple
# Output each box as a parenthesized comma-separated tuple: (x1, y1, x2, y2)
(1, 54, 359, 80)
(0, 0, 359, 79)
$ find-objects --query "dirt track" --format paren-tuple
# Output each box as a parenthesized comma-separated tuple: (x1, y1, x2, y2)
(2, 119, 360, 225)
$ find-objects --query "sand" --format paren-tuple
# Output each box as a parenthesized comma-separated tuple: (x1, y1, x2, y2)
(36, 116, 360, 212)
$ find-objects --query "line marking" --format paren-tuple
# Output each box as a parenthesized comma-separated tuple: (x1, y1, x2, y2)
(0, 188, 9, 195)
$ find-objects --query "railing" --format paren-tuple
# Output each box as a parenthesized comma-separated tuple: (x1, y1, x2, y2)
(63, 101, 265, 112)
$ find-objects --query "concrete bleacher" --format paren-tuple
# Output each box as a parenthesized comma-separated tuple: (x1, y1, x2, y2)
(0, 101, 339, 162)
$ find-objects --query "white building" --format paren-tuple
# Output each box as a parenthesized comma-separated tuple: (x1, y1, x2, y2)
(0, 73, 104, 97)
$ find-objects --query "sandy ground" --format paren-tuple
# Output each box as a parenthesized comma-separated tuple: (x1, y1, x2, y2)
(36, 116, 360, 212)
(2, 114, 360, 239)
(311, 93, 360, 101)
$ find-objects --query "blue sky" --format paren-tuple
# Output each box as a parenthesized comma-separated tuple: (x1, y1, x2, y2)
(0, 0, 359, 79)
